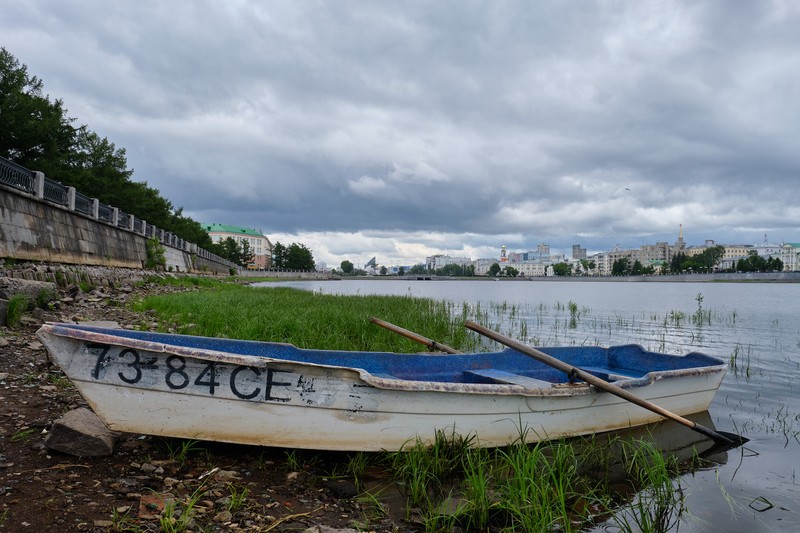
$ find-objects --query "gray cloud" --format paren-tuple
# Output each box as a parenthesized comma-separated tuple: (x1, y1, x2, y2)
(2, 0, 799, 265)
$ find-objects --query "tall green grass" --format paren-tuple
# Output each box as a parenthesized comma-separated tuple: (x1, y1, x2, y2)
(134, 283, 483, 352)
(384, 431, 691, 532)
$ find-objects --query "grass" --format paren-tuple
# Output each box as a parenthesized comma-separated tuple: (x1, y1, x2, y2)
(158, 484, 206, 533)
(227, 483, 249, 513)
(730, 343, 753, 378)
(109, 506, 141, 532)
(133, 282, 482, 353)
(10, 427, 38, 442)
(381, 430, 695, 532)
(611, 439, 686, 533)
(161, 438, 204, 469)
(6, 294, 30, 327)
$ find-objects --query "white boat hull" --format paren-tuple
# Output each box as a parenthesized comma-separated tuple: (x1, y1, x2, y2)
(37, 325, 727, 451)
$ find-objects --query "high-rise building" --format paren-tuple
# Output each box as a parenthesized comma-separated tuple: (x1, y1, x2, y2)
(572, 245, 587, 260)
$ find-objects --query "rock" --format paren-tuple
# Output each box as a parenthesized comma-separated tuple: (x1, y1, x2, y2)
(0, 337, 9, 348)
(44, 408, 121, 456)
(323, 479, 358, 499)
(213, 510, 233, 523)
(26, 341, 43, 350)
(213, 469, 242, 481)
(0, 278, 57, 302)
(139, 492, 170, 520)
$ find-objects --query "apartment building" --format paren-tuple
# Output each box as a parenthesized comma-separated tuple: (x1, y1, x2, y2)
(781, 243, 800, 272)
(203, 223, 273, 269)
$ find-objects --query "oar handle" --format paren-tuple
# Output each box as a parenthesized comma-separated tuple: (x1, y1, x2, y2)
(370, 317, 462, 354)
(465, 320, 735, 446)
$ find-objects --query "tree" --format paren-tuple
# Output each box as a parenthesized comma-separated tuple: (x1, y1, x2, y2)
(699, 246, 725, 272)
(503, 266, 519, 278)
(612, 257, 631, 276)
(398, 266, 405, 276)
(69, 130, 134, 204)
(274, 242, 315, 270)
(379, 266, 388, 275)
(287, 243, 315, 270)
(488, 263, 501, 277)
(0, 48, 213, 248)
(737, 251, 781, 273)
(221, 237, 242, 265)
(240, 240, 255, 267)
(340, 260, 354, 274)
(272, 242, 287, 268)
(0, 48, 77, 174)
(408, 264, 427, 275)
(552, 262, 572, 276)
(437, 264, 464, 276)
(767, 256, 783, 271)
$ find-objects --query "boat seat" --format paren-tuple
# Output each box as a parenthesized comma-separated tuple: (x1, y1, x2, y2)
(465, 369, 553, 389)
(580, 366, 645, 381)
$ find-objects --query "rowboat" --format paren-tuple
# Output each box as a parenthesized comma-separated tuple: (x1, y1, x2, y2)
(36, 322, 729, 451)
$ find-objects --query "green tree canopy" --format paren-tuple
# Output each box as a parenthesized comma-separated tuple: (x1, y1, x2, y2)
(612, 257, 631, 276)
(736, 252, 783, 273)
(552, 262, 572, 276)
(488, 263, 501, 277)
(273, 242, 315, 270)
(340, 260, 354, 274)
(408, 264, 427, 275)
(0, 47, 212, 249)
(0, 48, 77, 174)
(435, 263, 475, 277)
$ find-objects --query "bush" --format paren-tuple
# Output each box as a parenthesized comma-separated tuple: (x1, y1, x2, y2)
(6, 294, 31, 327)
(145, 237, 166, 269)
(35, 288, 58, 309)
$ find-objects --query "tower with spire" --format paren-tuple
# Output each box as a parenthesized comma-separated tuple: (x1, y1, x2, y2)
(675, 224, 686, 251)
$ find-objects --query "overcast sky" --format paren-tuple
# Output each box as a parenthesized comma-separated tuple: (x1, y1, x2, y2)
(3, 1, 799, 267)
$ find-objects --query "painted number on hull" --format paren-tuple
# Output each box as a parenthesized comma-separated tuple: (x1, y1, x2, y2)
(86, 344, 293, 402)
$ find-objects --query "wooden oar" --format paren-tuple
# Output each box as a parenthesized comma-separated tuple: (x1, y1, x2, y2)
(369, 317, 462, 354)
(465, 320, 746, 447)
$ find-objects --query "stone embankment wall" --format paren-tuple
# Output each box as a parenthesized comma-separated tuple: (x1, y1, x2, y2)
(0, 182, 232, 274)
(0, 263, 157, 288)
(236, 269, 333, 279)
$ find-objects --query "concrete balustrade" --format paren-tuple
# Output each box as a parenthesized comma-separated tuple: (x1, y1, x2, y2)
(0, 156, 237, 274)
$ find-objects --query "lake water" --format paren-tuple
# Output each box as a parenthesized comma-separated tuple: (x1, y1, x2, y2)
(254, 279, 799, 531)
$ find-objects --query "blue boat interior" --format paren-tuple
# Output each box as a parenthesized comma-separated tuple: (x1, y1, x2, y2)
(57, 324, 724, 386)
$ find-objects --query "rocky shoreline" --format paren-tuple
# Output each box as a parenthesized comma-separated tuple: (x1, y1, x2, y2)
(0, 273, 398, 532)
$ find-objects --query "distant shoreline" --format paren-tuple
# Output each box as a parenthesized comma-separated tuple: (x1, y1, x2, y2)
(350, 272, 800, 283)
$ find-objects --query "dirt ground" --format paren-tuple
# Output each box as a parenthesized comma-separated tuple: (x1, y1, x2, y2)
(0, 280, 404, 532)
